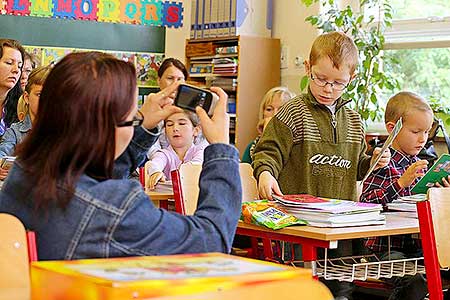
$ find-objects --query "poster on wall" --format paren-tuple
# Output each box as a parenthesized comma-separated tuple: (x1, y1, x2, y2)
(23, 46, 162, 88)
(1, 0, 183, 28)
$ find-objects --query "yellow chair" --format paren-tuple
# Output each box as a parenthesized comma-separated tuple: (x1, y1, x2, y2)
(0, 213, 32, 300)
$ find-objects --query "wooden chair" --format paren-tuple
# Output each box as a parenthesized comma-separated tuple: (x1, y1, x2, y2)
(171, 163, 259, 215)
(171, 163, 270, 259)
(416, 187, 450, 300)
(0, 213, 38, 300)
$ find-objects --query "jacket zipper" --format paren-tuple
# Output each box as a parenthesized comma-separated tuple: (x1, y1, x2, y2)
(331, 112, 337, 143)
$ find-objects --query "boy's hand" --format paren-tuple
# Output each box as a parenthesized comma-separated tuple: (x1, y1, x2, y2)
(258, 171, 283, 200)
(147, 172, 166, 190)
(372, 147, 391, 170)
(195, 87, 229, 144)
(141, 82, 183, 130)
(398, 160, 428, 188)
(434, 175, 450, 188)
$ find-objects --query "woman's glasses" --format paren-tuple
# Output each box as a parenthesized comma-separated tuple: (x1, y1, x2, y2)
(117, 110, 144, 127)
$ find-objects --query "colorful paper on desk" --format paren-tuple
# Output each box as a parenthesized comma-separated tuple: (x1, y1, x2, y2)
(411, 154, 450, 194)
(361, 118, 403, 183)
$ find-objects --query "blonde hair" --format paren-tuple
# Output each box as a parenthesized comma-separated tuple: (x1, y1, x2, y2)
(385, 91, 433, 124)
(309, 31, 359, 75)
(257, 86, 295, 133)
(17, 65, 52, 120)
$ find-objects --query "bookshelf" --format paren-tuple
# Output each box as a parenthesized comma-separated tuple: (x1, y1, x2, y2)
(185, 36, 280, 156)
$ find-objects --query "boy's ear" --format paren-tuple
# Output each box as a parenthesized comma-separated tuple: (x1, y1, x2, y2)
(385, 121, 396, 134)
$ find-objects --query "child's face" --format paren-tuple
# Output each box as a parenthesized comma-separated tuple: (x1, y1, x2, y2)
(165, 112, 199, 150)
(20, 58, 33, 91)
(263, 93, 283, 119)
(24, 84, 42, 116)
(390, 110, 434, 156)
(305, 56, 353, 106)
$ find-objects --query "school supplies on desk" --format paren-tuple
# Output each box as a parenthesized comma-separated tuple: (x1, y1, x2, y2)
(241, 200, 307, 230)
(31, 253, 311, 300)
(273, 194, 384, 227)
(361, 118, 403, 183)
(411, 154, 450, 194)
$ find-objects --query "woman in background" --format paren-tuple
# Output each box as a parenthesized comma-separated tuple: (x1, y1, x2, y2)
(0, 39, 25, 136)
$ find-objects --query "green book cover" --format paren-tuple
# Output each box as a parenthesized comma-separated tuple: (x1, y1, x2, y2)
(411, 154, 450, 194)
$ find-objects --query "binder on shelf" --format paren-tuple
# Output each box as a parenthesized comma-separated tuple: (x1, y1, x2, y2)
(210, 0, 219, 37)
(203, 0, 211, 38)
(190, 0, 198, 39)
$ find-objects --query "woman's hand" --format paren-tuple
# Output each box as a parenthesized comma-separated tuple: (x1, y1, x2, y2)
(0, 167, 9, 180)
(195, 87, 229, 144)
(140, 82, 183, 130)
(147, 171, 166, 190)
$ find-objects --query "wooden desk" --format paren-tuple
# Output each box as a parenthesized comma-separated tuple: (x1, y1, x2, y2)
(145, 189, 174, 209)
(236, 214, 419, 262)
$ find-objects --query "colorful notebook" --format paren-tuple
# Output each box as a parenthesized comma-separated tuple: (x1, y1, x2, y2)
(411, 154, 450, 194)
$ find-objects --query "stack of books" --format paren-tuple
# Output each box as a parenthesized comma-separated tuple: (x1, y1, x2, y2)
(273, 194, 385, 228)
(386, 194, 426, 218)
(212, 58, 238, 75)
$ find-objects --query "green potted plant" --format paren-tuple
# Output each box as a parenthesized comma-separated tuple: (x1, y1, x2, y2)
(299, 0, 399, 124)
(429, 96, 450, 135)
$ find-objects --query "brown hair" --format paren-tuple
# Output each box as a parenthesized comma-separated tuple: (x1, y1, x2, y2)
(385, 91, 433, 124)
(16, 52, 137, 209)
(309, 31, 359, 74)
(158, 58, 188, 80)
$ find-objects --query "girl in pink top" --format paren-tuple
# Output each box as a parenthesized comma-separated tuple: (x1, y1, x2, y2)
(145, 110, 206, 189)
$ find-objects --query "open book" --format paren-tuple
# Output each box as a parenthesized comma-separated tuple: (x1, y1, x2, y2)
(361, 118, 403, 183)
(411, 154, 450, 194)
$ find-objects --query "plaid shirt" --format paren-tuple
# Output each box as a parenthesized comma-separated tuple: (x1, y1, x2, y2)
(360, 148, 422, 253)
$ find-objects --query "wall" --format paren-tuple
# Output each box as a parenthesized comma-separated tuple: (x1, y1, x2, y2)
(165, 0, 192, 61)
(164, 0, 320, 86)
(271, 1, 319, 95)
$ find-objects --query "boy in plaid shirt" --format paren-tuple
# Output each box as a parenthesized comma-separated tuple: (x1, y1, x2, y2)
(361, 91, 442, 300)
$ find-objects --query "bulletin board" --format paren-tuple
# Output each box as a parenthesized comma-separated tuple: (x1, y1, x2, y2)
(0, 15, 165, 53)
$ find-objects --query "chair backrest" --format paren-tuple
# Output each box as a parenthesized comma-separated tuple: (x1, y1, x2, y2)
(427, 188, 450, 268)
(171, 163, 259, 215)
(0, 213, 31, 298)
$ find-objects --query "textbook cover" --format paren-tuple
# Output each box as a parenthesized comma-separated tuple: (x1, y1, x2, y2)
(31, 253, 309, 300)
(411, 154, 450, 194)
(361, 118, 403, 183)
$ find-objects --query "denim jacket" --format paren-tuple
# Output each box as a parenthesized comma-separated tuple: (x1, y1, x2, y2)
(0, 126, 242, 260)
(0, 114, 32, 158)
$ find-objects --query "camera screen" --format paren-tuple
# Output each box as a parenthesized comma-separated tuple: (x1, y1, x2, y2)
(177, 86, 208, 109)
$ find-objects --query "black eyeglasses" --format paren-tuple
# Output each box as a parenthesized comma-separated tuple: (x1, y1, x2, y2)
(310, 73, 349, 91)
(117, 110, 144, 127)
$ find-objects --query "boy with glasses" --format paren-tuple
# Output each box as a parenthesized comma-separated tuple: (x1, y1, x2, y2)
(252, 31, 390, 299)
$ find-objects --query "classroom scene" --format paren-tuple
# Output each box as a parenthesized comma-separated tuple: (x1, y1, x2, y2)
(1, 0, 450, 299)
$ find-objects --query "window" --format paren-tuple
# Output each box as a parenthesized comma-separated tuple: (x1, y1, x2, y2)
(381, 1, 450, 106)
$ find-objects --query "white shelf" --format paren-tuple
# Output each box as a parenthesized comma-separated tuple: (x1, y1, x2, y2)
(190, 53, 238, 60)
(314, 254, 426, 282)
